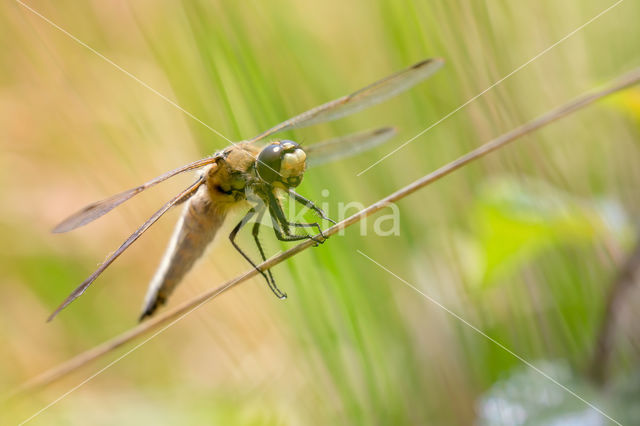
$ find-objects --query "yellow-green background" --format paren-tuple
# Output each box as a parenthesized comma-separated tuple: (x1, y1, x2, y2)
(2, 0, 639, 424)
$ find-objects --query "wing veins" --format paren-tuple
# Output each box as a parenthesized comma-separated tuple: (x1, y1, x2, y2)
(248, 58, 444, 143)
(47, 177, 204, 321)
(52, 156, 219, 233)
(305, 127, 397, 167)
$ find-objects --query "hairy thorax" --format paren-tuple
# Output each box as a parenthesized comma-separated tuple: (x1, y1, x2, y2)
(204, 142, 262, 203)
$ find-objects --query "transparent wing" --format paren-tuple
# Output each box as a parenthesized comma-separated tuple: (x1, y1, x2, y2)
(305, 127, 397, 168)
(48, 177, 204, 321)
(248, 58, 444, 143)
(52, 156, 220, 233)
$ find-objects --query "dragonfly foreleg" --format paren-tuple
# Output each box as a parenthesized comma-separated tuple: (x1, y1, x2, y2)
(229, 207, 287, 299)
(268, 192, 325, 244)
(289, 190, 336, 224)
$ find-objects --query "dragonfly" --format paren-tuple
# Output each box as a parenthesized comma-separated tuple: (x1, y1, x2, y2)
(49, 57, 444, 322)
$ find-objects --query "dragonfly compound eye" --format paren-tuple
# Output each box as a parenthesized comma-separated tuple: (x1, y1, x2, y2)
(257, 141, 306, 187)
(256, 143, 283, 184)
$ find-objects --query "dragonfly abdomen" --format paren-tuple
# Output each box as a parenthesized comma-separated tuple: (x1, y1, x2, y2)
(139, 184, 229, 320)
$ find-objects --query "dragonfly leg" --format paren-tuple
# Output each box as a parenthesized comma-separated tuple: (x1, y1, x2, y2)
(251, 209, 287, 299)
(268, 192, 323, 244)
(289, 189, 336, 224)
(287, 192, 335, 241)
(287, 221, 327, 243)
(229, 207, 286, 299)
(287, 190, 335, 242)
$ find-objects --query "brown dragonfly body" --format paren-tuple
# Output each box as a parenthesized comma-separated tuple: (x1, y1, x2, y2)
(50, 58, 444, 321)
(141, 144, 259, 318)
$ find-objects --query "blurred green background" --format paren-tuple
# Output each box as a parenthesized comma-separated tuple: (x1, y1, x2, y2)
(2, 0, 640, 424)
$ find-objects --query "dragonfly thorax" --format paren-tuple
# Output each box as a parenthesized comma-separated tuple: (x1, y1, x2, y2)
(256, 140, 306, 188)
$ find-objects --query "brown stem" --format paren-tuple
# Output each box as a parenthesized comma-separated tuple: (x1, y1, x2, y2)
(589, 231, 640, 386)
(6, 66, 640, 399)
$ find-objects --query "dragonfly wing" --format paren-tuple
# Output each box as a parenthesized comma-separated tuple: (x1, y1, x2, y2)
(47, 177, 205, 321)
(139, 184, 230, 320)
(52, 155, 220, 233)
(305, 127, 397, 168)
(248, 58, 444, 143)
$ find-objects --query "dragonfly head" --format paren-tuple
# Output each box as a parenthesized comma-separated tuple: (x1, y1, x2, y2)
(256, 140, 306, 188)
